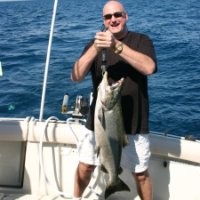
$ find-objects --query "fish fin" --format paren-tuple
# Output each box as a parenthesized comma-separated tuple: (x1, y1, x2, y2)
(123, 134, 128, 147)
(98, 108, 106, 129)
(105, 178, 130, 198)
(95, 146, 100, 157)
(118, 167, 123, 175)
(98, 108, 102, 121)
(101, 165, 108, 173)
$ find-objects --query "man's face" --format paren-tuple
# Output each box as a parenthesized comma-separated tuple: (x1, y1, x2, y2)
(103, 2, 128, 35)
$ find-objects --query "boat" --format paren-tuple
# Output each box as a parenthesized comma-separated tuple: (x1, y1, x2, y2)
(0, 113, 200, 200)
(0, 1, 200, 199)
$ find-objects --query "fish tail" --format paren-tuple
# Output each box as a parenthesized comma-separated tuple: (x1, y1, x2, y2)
(104, 178, 130, 198)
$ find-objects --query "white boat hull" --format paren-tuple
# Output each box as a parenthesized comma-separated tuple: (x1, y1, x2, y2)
(0, 117, 200, 200)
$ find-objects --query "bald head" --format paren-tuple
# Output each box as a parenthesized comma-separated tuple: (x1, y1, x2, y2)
(103, 1, 126, 16)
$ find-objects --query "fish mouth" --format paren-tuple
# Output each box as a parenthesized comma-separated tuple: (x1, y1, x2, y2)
(109, 77, 124, 89)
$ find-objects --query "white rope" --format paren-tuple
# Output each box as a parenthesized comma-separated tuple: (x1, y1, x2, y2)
(66, 118, 80, 143)
(39, 116, 73, 199)
(39, 0, 58, 121)
(39, 116, 104, 199)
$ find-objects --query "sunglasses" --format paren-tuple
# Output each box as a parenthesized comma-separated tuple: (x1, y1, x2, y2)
(103, 12, 124, 20)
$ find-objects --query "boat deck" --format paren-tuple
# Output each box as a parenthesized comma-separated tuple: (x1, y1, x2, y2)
(0, 194, 141, 200)
(0, 194, 67, 200)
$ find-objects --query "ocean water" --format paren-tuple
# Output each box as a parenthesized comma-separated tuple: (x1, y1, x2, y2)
(0, 0, 199, 138)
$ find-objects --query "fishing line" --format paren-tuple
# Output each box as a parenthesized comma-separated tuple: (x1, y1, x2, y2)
(100, 24, 108, 75)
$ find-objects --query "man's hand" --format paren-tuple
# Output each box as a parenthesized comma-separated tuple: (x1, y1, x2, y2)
(94, 31, 116, 51)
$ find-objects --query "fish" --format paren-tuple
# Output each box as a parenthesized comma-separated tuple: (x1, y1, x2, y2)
(94, 71, 130, 198)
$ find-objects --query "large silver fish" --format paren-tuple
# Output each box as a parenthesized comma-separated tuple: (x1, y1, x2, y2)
(94, 71, 130, 198)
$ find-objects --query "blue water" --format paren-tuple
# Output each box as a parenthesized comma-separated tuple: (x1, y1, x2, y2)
(0, 0, 199, 138)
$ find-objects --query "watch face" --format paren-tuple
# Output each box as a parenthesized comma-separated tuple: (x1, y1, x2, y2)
(114, 43, 123, 54)
(117, 43, 123, 53)
(118, 45, 123, 51)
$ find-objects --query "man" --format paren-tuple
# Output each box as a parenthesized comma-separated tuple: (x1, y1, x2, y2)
(71, 1, 157, 200)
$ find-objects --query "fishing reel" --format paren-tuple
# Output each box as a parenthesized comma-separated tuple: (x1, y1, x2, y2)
(61, 94, 90, 118)
(72, 95, 89, 117)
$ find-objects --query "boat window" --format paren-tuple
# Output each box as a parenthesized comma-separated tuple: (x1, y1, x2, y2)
(0, 141, 26, 187)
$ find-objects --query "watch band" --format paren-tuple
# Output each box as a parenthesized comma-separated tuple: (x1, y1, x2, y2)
(113, 42, 123, 54)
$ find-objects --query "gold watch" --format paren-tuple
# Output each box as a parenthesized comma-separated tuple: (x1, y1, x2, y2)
(113, 42, 123, 54)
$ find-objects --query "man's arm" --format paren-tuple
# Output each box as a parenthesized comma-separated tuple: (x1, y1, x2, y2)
(71, 43, 98, 82)
(95, 31, 156, 76)
(115, 40, 156, 76)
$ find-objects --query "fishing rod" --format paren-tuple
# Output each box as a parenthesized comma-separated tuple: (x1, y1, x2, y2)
(39, 0, 58, 121)
(101, 24, 108, 74)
